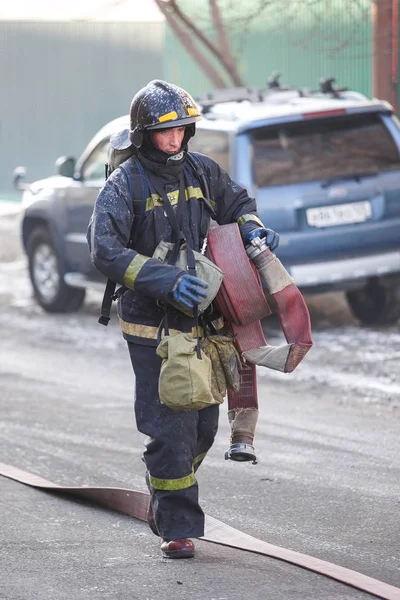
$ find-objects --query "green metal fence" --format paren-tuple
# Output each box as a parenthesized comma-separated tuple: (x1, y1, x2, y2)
(164, 0, 372, 98)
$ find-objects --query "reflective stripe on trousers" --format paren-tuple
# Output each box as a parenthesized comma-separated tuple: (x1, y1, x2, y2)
(127, 341, 219, 540)
(149, 452, 207, 491)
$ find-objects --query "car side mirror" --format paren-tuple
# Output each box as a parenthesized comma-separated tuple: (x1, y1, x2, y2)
(12, 166, 29, 190)
(55, 156, 76, 178)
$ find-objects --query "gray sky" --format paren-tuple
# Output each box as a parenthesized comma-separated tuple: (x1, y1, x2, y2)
(0, 0, 164, 21)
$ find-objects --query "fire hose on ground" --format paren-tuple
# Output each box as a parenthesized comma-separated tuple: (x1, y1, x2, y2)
(0, 463, 399, 600)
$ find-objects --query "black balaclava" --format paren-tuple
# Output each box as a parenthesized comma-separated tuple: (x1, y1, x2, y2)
(138, 127, 194, 182)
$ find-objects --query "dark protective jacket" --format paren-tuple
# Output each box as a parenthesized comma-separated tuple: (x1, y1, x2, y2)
(87, 152, 263, 345)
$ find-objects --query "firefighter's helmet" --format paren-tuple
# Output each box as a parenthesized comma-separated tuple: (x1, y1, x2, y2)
(129, 80, 202, 148)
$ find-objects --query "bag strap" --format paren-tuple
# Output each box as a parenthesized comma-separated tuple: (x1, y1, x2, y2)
(150, 173, 202, 357)
(98, 278, 120, 326)
(121, 158, 148, 244)
(187, 153, 215, 218)
(185, 155, 214, 355)
(98, 157, 147, 326)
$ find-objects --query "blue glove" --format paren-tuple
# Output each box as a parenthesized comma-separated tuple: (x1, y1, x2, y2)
(172, 274, 208, 309)
(246, 227, 280, 251)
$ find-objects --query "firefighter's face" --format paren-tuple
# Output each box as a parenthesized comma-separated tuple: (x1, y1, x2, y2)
(151, 126, 186, 154)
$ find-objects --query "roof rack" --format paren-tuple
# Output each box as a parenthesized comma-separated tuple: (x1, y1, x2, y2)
(196, 87, 264, 113)
(196, 74, 352, 114)
(267, 71, 304, 96)
(318, 77, 348, 98)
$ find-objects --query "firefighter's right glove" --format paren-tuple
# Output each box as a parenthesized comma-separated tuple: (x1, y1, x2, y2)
(172, 274, 208, 309)
(246, 227, 279, 251)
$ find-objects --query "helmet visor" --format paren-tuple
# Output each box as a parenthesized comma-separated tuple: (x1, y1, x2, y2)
(147, 113, 202, 131)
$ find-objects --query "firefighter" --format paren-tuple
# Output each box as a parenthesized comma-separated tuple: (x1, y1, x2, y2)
(87, 80, 279, 559)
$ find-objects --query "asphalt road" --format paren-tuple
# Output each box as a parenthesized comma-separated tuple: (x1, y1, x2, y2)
(0, 206, 399, 600)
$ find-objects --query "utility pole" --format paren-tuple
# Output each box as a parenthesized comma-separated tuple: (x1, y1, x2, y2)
(372, 0, 398, 113)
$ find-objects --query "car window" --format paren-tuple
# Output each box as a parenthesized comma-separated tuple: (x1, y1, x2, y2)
(252, 114, 400, 187)
(189, 130, 229, 171)
(82, 138, 109, 182)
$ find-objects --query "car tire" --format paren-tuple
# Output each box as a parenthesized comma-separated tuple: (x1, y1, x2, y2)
(346, 279, 400, 325)
(27, 226, 86, 313)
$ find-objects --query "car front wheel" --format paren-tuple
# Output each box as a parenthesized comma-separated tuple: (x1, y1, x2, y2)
(27, 226, 86, 313)
(346, 278, 400, 325)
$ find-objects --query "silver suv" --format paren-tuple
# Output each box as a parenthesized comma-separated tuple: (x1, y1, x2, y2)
(14, 77, 400, 324)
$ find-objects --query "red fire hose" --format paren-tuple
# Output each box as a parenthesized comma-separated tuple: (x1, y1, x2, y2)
(206, 224, 313, 463)
(1, 463, 399, 600)
(206, 223, 313, 374)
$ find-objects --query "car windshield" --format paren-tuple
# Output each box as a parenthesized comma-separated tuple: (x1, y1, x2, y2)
(82, 138, 110, 181)
(251, 113, 400, 187)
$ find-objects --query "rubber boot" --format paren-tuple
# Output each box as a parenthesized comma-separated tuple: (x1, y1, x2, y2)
(160, 539, 195, 559)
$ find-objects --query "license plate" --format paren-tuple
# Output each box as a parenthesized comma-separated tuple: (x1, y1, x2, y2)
(306, 201, 372, 228)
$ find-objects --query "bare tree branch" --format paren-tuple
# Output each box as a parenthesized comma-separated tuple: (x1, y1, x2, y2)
(154, 0, 228, 88)
(232, 0, 276, 58)
(209, 0, 242, 85)
(163, 0, 244, 86)
(209, 0, 230, 58)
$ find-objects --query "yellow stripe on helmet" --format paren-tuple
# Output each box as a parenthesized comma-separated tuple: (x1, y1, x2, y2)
(158, 111, 178, 123)
(187, 107, 200, 116)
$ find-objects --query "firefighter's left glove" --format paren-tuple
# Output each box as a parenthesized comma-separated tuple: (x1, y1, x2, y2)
(172, 274, 208, 309)
(246, 227, 280, 252)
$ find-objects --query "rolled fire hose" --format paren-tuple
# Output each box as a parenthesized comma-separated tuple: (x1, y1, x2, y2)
(1, 463, 399, 600)
(206, 223, 313, 463)
(206, 223, 313, 373)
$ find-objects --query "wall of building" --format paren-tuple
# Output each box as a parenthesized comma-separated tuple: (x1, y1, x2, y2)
(0, 20, 163, 193)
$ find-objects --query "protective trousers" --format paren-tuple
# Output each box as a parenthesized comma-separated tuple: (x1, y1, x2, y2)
(127, 341, 220, 541)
